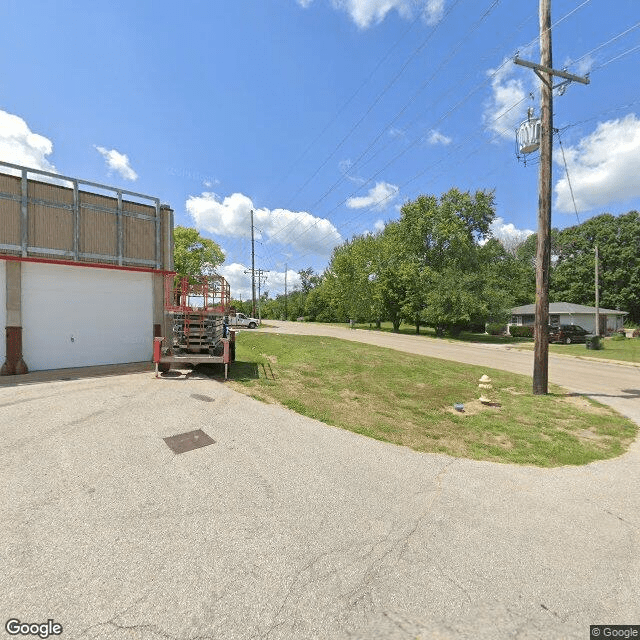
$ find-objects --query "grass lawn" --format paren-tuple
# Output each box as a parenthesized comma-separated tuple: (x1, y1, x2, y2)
(317, 321, 640, 361)
(227, 332, 637, 467)
(514, 337, 640, 364)
(324, 321, 532, 344)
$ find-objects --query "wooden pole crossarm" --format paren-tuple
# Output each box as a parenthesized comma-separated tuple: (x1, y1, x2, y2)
(514, 56, 590, 85)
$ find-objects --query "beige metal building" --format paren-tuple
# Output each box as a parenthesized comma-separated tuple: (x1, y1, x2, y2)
(0, 161, 173, 374)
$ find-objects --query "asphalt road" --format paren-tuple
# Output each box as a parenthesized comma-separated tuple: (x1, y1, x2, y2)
(1, 328, 639, 640)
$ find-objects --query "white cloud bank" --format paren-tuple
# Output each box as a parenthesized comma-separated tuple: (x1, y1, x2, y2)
(488, 217, 534, 249)
(555, 114, 640, 213)
(298, 0, 444, 28)
(0, 110, 56, 173)
(186, 191, 342, 256)
(346, 181, 399, 210)
(95, 146, 138, 181)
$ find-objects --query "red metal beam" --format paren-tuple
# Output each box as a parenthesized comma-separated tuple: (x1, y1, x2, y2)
(0, 254, 175, 275)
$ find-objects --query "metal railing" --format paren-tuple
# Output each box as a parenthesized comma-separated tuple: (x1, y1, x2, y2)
(0, 160, 163, 269)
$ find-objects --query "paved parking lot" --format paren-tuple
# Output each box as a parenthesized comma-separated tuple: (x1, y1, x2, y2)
(1, 340, 639, 639)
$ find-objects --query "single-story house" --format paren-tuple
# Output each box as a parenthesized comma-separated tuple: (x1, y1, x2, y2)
(509, 302, 627, 335)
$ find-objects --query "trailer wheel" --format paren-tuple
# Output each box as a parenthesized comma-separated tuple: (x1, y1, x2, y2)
(158, 362, 171, 373)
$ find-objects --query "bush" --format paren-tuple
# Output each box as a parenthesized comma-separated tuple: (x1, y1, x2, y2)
(611, 333, 626, 341)
(633, 328, 640, 338)
(509, 325, 534, 338)
(486, 322, 506, 336)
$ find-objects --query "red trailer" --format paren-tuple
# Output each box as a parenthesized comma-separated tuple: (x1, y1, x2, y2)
(153, 273, 236, 378)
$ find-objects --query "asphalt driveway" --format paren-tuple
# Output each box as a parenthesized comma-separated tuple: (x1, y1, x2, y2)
(1, 330, 639, 639)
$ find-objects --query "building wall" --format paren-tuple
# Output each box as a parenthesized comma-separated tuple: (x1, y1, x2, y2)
(1, 163, 174, 374)
(21, 262, 153, 370)
(559, 313, 594, 332)
(509, 312, 624, 334)
(0, 260, 5, 363)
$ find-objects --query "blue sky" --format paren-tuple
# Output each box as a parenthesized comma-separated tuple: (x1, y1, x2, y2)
(1, 0, 639, 299)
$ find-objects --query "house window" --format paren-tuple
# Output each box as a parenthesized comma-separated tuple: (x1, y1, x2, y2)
(511, 315, 522, 326)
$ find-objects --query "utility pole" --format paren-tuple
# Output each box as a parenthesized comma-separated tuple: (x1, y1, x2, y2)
(256, 269, 269, 323)
(284, 263, 288, 321)
(245, 267, 269, 320)
(250, 209, 256, 318)
(534, 0, 552, 395)
(595, 245, 600, 336)
(514, 0, 589, 395)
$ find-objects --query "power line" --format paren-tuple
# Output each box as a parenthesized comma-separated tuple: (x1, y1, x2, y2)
(261, 0, 590, 255)
(279, 0, 465, 212)
(572, 20, 640, 67)
(228, 0, 601, 275)
(593, 43, 640, 71)
(264, 6, 426, 205)
(557, 131, 580, 224)
(266, 0, 504, 249)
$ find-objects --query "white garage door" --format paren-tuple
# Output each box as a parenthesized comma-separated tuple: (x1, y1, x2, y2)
(22, 262, 153, 371)
(0, 260, 5, 363)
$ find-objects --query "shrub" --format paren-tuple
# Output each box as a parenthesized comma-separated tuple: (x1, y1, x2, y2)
(633, 329, 640, 338)
(486, 322, 506, 336)
(509, 325, 534, 338)
(611, 333, 626, 341)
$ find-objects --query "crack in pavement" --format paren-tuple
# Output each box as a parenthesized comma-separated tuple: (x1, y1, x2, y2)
(79, 590, 218, 640)
(258, 460, 455, 638)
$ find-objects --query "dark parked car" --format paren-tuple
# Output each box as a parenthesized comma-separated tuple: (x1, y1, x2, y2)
(548, 324, 590, 344)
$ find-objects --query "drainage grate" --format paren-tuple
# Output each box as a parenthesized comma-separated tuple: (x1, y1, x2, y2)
(163, 429, 215, 454)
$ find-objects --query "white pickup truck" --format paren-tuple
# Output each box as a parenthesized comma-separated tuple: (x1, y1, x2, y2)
(225, 313, 259, 329)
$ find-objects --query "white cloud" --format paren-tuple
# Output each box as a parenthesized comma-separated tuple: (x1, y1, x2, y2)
(0, 110, 56, 173)
(217, 263, 252, 301)
(427, 129, 451, 145)
(346, 181, 399, 210)
(374, 219, 386, 232)
(218, 263, 302, 300)
(564, 54, 593, 77)
(339, 158, 365, 184)
(296, 0, 314, 6)
(330, 0, 444, 29)
(555, 114, 640, 213)
(186, 191, 342, 256)
(483, 59, 529, 139)
(95, 146, 138, 181)
(424, 0, 444, 25)
(487, 217, 534, 249)
(264, 268, 302, 295)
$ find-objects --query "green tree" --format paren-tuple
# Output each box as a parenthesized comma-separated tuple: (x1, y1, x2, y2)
(325, 234, 381, 323)
(173, 226, 225, 279)
(550, 211, 640, 323)
(396, 188, 500, 333)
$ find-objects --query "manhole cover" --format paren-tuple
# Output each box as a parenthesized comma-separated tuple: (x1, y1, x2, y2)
(190, 393, 214, 402)
(163, 429, 215, 454)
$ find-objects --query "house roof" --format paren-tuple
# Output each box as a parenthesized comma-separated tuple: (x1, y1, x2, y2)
(511, 302, 627, 316)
